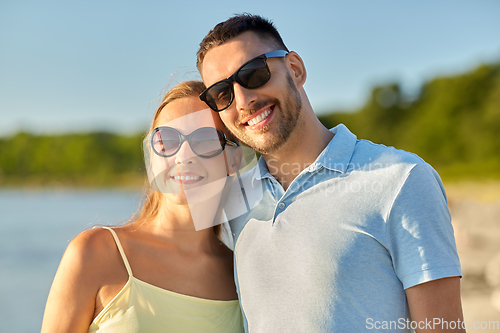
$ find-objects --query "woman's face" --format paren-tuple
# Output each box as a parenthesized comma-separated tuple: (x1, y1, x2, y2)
(148, 96, 237, 205)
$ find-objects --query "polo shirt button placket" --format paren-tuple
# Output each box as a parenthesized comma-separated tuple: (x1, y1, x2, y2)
(273, 202, 287, 226)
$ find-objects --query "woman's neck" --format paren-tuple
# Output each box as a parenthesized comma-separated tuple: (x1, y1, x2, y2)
(142, 192, 224, 254)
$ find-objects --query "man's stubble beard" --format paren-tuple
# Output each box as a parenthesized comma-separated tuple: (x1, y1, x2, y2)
(234, 73, 302, 155)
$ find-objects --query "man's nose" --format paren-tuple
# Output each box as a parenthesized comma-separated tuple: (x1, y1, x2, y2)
(233, 82, 258, 111)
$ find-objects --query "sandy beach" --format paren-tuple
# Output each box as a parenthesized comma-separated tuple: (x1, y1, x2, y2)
(446, 181, 500, 332)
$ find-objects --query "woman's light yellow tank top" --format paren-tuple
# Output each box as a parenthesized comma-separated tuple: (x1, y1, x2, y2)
(88, 228, 244, 333)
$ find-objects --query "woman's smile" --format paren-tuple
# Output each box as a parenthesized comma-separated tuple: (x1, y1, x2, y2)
(169, 171, 205, 185)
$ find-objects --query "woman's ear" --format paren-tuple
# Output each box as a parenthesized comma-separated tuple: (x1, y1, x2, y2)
(225, 146, 243, 176)
(286, 51, 307, 89)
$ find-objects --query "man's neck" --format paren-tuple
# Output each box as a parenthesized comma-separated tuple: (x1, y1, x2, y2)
(262, 115, 334, 191)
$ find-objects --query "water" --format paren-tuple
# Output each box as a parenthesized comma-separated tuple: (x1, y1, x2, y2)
(0, 189, 143, 333)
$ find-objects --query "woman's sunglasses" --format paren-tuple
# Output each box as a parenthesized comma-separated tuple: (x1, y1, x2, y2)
(150, 127, 239, 158)
(199, 50, 288, 112)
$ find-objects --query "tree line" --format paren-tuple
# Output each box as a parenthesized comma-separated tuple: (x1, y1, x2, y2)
(1, 60, 499, 186)
(318, 61, 500, 181)
(0, 132, 146, 186)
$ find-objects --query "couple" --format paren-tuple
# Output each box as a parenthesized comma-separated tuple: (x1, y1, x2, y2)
(42, 14, 464, 333)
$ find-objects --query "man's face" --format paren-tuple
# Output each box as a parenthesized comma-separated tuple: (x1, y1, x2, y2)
(201, 32, 302, 155)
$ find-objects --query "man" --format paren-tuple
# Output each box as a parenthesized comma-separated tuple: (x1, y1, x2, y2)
(197, 14, 464, 332)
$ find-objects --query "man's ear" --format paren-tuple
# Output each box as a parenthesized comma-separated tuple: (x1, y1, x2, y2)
(226, 146, 243, 176)
(286, 51, 307, 89)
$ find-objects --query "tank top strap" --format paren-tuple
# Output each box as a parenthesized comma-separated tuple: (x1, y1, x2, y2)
(102, 227, 133, 277)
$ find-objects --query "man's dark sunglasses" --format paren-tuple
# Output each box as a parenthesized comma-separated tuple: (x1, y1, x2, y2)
(151, 126, 238, 158)
(199, 50, 289, 112)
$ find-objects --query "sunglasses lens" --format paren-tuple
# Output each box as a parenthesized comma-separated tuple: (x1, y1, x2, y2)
(203, 58, 271, 112)
(152, 128, 181, 157)
(190, 128, 224, 157)
(238, 59, 270, 88)
(205, 82, 232, 112)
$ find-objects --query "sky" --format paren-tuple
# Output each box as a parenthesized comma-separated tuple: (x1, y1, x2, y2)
(1, 0, 499, 136)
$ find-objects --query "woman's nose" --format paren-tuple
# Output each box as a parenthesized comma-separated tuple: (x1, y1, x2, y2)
(174, 140, 196, 165)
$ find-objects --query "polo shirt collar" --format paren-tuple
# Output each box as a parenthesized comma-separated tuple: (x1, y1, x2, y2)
(255, 155, 271, 181)
(253, 123, 357, 180)
(312, 124, 357, 173)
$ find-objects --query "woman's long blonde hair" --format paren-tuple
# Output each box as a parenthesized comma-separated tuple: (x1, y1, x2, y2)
(131, 80, 225, 236)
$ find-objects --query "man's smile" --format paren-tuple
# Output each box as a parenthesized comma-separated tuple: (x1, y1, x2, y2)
(242, 105, 275, 130)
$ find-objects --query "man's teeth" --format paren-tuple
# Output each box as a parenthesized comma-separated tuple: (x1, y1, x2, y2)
(247, 108, 271, 126)
(172, 175, 202, 181)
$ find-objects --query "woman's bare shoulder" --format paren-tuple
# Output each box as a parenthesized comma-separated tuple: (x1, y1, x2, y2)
(41, 228, 121, 333)
(59, 227, 131, 286)
(65, 228, 117, 266)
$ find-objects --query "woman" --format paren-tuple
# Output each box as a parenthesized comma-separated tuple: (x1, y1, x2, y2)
(41, 81, 244, 333)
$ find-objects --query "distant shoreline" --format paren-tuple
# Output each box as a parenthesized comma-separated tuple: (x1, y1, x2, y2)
(0, 175, 147, 191)
(2, 179, 500, 202)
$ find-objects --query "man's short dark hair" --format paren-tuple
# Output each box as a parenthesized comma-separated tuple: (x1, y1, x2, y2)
(197, 13, 289, 74)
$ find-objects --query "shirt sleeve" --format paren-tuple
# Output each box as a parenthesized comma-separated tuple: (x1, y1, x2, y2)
(386, 162, 462, 289)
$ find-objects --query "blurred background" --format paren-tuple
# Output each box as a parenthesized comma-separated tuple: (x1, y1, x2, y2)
(1, 0, 499, 332)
